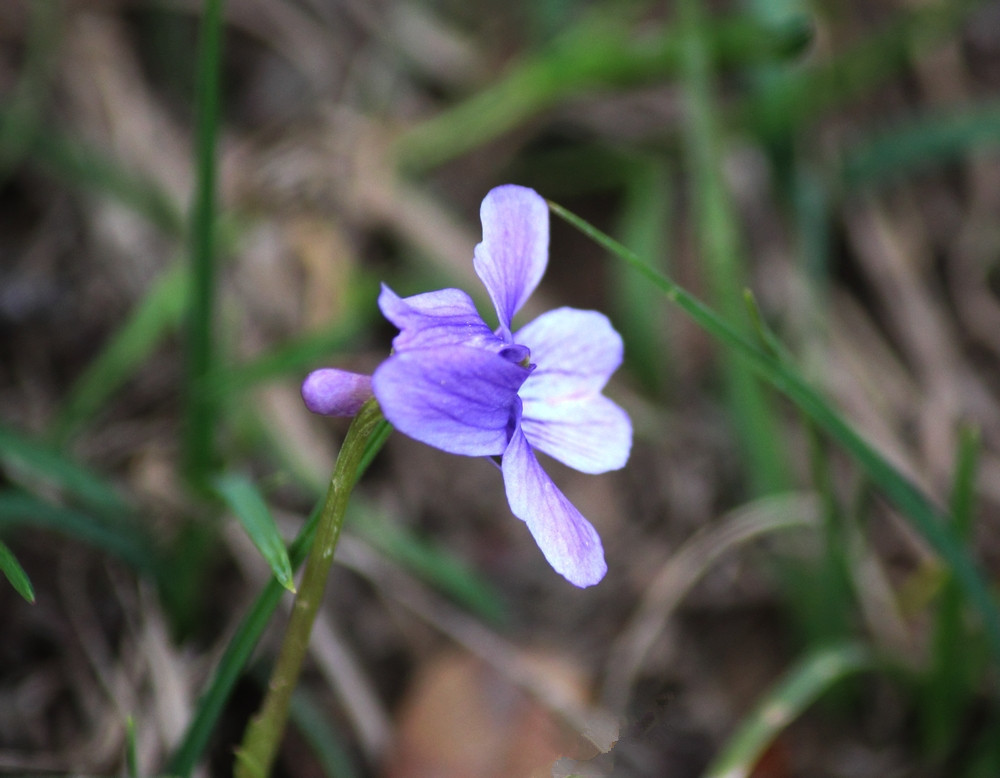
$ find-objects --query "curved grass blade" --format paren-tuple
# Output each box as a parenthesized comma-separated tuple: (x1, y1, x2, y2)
(214, 473, 295, 592)
(549, 200, 1000, 669)
(167, 420, 392, 777)
(50, 262, 189, 443)
(0, 490, 157, 576)
(841, 101, 1000, 190)
(0, 424, 130, 519)
(703, 643, 874, 778)
(0, 537, 35, 603)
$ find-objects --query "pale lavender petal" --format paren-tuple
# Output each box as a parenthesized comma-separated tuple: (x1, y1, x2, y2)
(372, 345, 530, 457)
(302, 369, 373, 417)
(378, 284, 501, 352)
(501, 424, 607, 587)
(473, 185, 549, 331)
(515, 307, 623, 400)
(520, 394, 632, 474)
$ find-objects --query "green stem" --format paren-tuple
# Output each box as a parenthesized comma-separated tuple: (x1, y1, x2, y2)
(184, 0, 225, 489)
(234, 399, 384, 778)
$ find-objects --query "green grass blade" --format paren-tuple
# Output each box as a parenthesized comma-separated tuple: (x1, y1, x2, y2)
(50, 261, 190, 443)
(922, 426, 982, 757)
(288, 687, 361, 778)
(393, 12, 809, 173)
(703, 643, 874, 778)
(678, 0, 787, 495)
(350, 503, 507, 626)
(0, 537, 35, 603)
(167, 416, 392, 777)
(0, 424, 130, 518)
(214, 473, 295, 592)
(0, 105, 184, 236)
(841, 101, 1000, 190)
(614, 159, 673, 394)
(549, 200, 1000, 669)
(183, 0, 226, 488)
(125, 715, 139, 778)
(0, 490, 156, 575)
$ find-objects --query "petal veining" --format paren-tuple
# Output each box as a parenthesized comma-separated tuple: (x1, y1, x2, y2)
(515, 307, 623, 400)
(473, 185, 549, 330)
(520, 394, 632, 474)
(372, 345, 529, 457)
(501, 424, 607, 587)
(378, 284, 501, 352)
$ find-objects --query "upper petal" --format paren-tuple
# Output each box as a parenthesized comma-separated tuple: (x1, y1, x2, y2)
(301, 369, 373, 417)
(515, 307, 624, 400)
(473, 185, 549, 331)
(501, 423, 607, 588)
(378, 284, 501, 352)
(520, 394, 632, 474)
(372, 345, 530, 457)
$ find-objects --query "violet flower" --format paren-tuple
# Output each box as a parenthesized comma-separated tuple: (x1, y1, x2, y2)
(302, 185, 631, 587)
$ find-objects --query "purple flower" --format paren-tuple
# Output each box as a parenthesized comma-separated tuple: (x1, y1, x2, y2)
(302, 185, 631, 587)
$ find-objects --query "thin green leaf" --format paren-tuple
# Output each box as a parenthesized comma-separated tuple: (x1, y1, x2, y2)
(125, 715, 139, 778)
(183, 0, 226, 489)
(0, 424, 130, 519)
(549, 200, 1000, 669)
(393, 12, 809, 173)
(214, 473, 295, 592)
(922, 425, 982, 757)
(678, 0, 788, 495)
(704, 643, 874, 778)
(350, 503, 507, 625)
(842, 101, 1000, 190)
(167, 413, 392, 777)
(0, 490, 156, 576)
(0, 537, 35, 603)
(288, 687, 361, 778)
(50, 262, 189, 443)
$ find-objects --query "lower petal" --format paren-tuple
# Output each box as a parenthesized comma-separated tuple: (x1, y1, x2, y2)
(520, 394, 632, 474)
(372, 345, 529, 457)
(501, 425, 607, 587)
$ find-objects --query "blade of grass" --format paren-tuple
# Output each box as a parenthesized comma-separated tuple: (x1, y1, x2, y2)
(678, 0, 788, 495)
(0, 423, 131, 519)
(288, 686, 361, 778)
(0, 490, 157, 576)
(0, 105, 185, 236)
(703, 643, 874, 778)
(0, 537, 35, 603)
(841, 101, 1000, 190)
(922, 426, 982, 758)
(393, 12, 810, 173)
(166, 419, 392, 778)
(50, 261, 189, 443)
(614, 158, 673, 394)
(214, 473, 295, 592)
(184, 0, 226, 489)
(742, 0, 987, 142)
(549, 199, 1000, 669)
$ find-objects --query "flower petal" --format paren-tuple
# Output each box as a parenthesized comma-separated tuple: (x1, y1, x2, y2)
(378, 284, 501, 352)
(473, 185, 549, 331)
(516, 307, 624, 399)
(502, 423, 607, 587)
(520, 394, 631, 474)
(372, 345, 530, 456)
(301, 369, 373, 417)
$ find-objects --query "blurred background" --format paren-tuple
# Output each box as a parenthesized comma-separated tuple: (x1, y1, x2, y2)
(2, 0, 1000, 775)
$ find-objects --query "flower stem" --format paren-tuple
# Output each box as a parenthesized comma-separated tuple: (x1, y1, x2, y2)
(234, 398, 384, 778)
